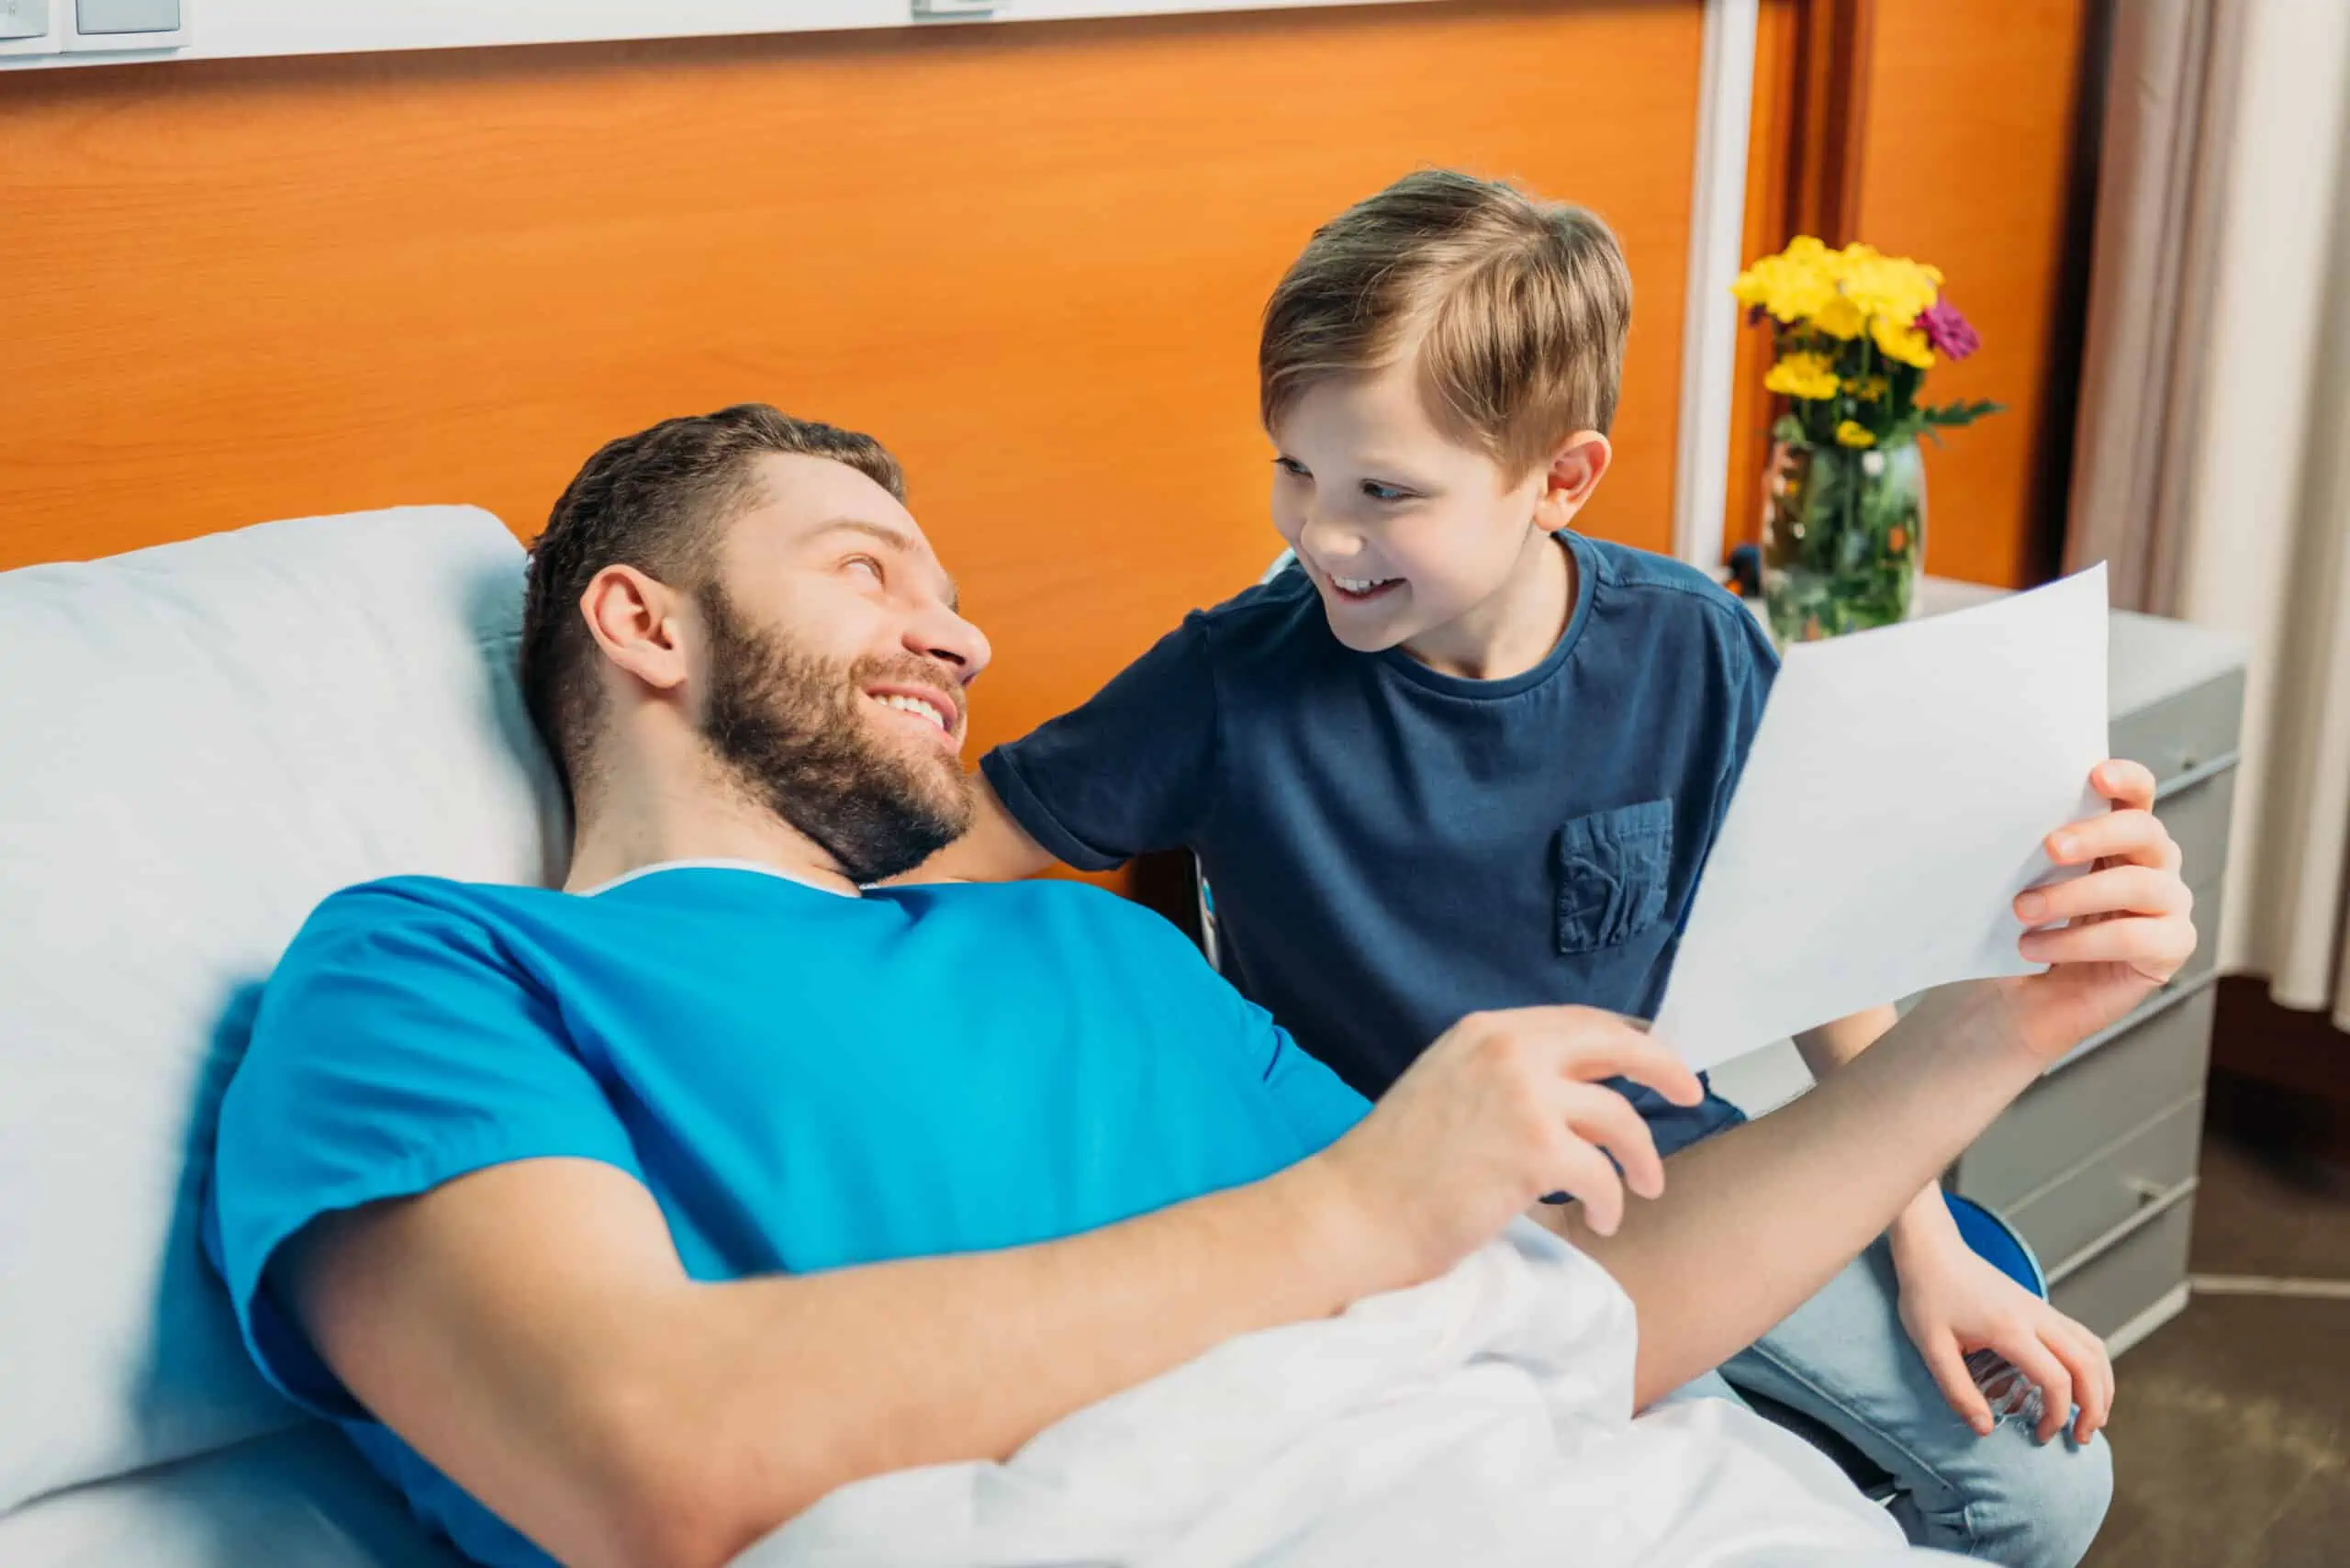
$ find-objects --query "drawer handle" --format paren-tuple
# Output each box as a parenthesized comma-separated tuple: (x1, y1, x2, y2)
(2125, 1177, 2169, 1205)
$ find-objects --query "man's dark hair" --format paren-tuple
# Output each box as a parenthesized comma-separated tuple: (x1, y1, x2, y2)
(519, 404, 906, 802)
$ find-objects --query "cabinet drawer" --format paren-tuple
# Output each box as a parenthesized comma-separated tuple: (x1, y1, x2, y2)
(2154, 766, 2236, 890)
(2051, 1197, 2196, 1342)
(2109, 667, 2245, 790)
(2004, 1097, 2203, 1270)
(1955, 984, 2214, 1210)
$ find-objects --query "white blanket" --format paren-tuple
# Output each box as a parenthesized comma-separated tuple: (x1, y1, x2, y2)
(736, 1223, 1960, 1568)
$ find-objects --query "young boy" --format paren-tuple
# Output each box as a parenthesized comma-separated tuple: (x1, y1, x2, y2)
(920, 170, 2114, 1568)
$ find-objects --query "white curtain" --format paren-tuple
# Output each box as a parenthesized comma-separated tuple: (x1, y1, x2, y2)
(2068, 0, 2350, 1029)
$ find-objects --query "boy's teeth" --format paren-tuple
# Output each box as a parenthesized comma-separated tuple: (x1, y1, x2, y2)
(1333, 574, 1396, 593)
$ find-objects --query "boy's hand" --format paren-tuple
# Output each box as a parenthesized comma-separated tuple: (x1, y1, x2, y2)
(1989, 760, 2197, 1061)
(1894, 1232, 2114, 1444)
(1307, 1007, 1704, 1293)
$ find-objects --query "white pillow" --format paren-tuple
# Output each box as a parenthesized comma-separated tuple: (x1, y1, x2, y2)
(0, 1426, 466, 1568)
(0, 507, 565, 1514)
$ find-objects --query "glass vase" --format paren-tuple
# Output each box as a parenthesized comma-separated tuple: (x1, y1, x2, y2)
(1759, 436, 1927, 644)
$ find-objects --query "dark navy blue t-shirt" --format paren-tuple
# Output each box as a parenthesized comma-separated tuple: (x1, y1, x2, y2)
(982, 533, 1778, 1157)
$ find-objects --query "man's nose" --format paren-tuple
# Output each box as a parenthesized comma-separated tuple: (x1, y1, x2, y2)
(907, 599, 990, 684)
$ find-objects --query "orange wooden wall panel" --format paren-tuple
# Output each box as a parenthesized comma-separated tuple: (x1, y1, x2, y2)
(1849, 0, 2092, 588)
(0, 1, 1705, 766)
(1720, 0, 2094, 589)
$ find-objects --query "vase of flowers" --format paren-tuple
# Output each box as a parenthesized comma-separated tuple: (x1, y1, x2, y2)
(1733, 237, 1998, 643)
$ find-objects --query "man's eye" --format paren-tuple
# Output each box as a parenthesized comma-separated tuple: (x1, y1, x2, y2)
(845, 555, 884, 583)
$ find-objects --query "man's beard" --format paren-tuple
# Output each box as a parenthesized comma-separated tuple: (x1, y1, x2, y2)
(695, 584, 974, 885)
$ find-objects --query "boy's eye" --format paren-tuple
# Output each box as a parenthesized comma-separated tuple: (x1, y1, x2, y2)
(1272, 456, 1311, 480)
(1360, 480, 1415, 503)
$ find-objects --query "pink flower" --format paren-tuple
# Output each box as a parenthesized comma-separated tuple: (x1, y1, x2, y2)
(1916, 299, 1980, 360)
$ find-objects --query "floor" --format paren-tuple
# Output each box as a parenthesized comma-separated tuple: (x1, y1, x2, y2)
(2084, 1122, 2350, 1568)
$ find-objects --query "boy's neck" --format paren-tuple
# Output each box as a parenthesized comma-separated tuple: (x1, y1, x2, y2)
(1400, 530, 1577, 682)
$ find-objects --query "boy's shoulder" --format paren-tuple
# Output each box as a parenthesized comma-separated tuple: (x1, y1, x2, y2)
(1174, 557, 1331, 664)
(1574, 535, 1774, 661)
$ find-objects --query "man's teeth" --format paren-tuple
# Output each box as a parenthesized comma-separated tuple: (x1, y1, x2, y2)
(874, 693, 949, 730)
(1332, 573, 1398, 593)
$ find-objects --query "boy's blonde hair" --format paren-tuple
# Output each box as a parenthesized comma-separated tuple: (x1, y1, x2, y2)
(1259, 170, 1633, 477)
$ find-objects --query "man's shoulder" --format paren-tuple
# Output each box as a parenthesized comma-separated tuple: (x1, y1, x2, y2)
(906, 876, 1222, 970)
(281, 875, 555, 971)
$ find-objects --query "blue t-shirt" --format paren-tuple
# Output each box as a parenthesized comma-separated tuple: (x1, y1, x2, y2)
(205, 863, 1368, 1568)
(983, 534, 1777, 1157)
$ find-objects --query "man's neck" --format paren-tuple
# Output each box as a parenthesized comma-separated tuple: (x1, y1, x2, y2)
(562, 759, 858, 898)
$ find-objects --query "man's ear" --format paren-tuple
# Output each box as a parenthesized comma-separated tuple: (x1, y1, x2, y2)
(1533, 431, 1613, 529)
(578, 566, 691, 695)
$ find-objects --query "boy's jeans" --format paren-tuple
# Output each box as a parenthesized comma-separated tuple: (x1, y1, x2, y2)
(1672, 1235, 2113, 1568)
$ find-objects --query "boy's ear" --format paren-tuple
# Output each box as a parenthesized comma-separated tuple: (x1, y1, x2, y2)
(1533, 431, 1613, 528)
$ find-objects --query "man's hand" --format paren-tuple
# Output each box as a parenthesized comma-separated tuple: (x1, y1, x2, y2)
(1991, 759, 2198, 1059)
(1307, 1007, 1705, 1293)
(1893, 1232, 2114, 1445)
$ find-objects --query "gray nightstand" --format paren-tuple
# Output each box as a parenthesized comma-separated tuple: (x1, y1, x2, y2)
(1707, 580, 2248, 1354)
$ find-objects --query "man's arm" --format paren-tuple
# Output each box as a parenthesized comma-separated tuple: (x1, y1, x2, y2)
(292, 1154, 1379, 1568)
(1794, 1005, 1973, 1276)
(287, 1009, 1702, 1568)
(1541, 984, 2042, 1402)
(1539, 761, 2193, 1423)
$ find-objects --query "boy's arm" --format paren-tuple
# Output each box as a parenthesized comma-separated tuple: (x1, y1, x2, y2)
(1795, 1003, 2117, 1439)
(891, 774, 1061, 883)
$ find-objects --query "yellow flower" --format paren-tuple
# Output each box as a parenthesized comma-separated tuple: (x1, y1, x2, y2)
(1851, 375, 1889, 402)
(1835, 420, 1877, 448)
(1812, 294, 1867, 340)
(1734, 236, 1950, 345)
(1870, 313, 1936, 369)
(1732, 235, 1839, 324)
(1839, 247, 1942, 326)
(1763, 351, 1841, 401)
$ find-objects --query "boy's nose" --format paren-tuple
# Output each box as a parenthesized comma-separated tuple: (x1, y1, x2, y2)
(1297, 514, 1360, 567)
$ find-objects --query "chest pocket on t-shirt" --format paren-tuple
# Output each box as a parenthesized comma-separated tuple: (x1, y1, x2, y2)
(1555, 800, 1675, 955)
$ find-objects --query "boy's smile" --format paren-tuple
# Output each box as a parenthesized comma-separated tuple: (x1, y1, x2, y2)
(1326, 571, 1404, 601)
(1269, 358, 1607, 681)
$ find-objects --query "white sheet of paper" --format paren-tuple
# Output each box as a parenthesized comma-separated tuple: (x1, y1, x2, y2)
(1651, 565, 2109, 1071)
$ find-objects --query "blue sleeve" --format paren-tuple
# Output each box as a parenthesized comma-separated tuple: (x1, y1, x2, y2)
(1237, 976, 1371, 1151)
(980, 614, 1220, 870)
(204, 883, 644, 1420)
(1262, 1025, 1373, 1152)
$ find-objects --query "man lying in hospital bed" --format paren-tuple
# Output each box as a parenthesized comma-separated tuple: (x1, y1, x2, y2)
(203, 406, 2197, 1568)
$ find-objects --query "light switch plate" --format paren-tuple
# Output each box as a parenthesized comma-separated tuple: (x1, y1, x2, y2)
(65, 0, 185, 51)
(0, 0, 49, 42)
(77, 0, 174, 31)
(0, 0, 59, 54)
